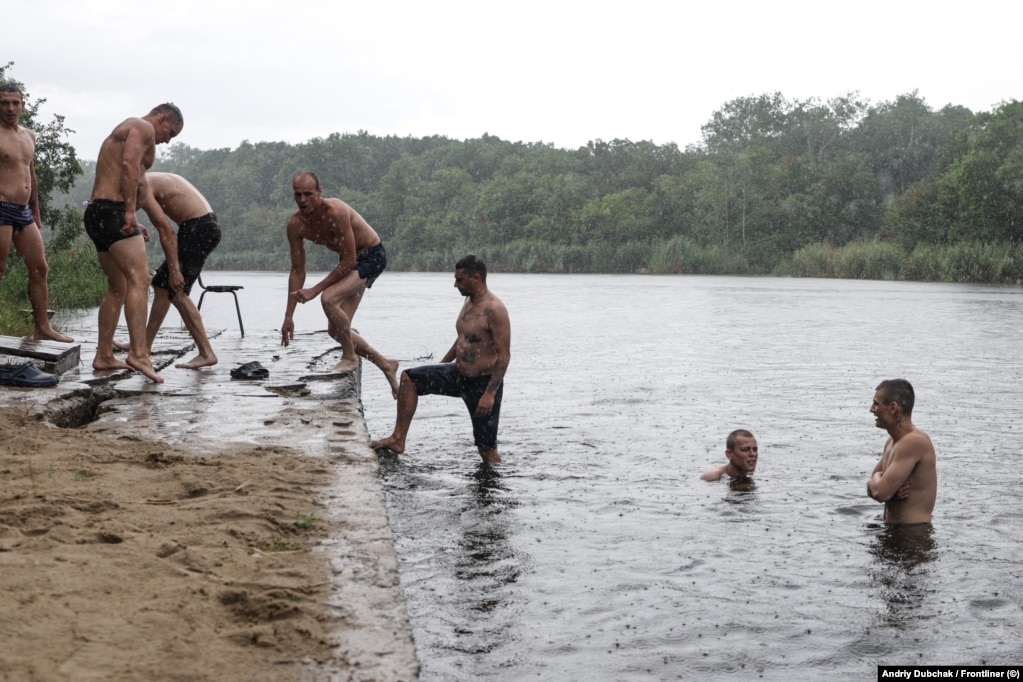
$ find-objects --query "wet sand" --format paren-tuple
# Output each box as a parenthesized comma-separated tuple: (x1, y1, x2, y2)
(0, 328, 419, 680)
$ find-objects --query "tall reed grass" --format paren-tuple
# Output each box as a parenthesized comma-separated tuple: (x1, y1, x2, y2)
(778, 240, 1023, 283)
(0, 241, 105, 336)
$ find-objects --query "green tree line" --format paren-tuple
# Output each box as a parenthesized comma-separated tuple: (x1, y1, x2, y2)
(109, 91, 1017, 280)
(32, 73, 1023, 285)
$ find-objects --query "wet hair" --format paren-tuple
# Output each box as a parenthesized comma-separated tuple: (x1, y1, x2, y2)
(293, 171, 321, 189)
(0, 81, 24, 97)
(876, 379, 915, 416)
(726, 429, 755, 451)
(455, 255, 487, 281)
(148, 102, 183, 127)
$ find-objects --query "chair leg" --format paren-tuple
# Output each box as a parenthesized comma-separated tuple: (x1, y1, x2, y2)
(231, 292, 245, 337)
(198, 291, 207, 311)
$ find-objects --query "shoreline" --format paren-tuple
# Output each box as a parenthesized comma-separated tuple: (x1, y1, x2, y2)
(0, 331, 419, 680)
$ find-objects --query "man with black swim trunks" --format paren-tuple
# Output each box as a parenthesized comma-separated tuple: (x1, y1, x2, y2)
(281, 171, 399, 396)
(85, 104, 183, 383)
(371, 255, 511, 464)
(0, 82, 72, 342)
(139, 172, 221, 369)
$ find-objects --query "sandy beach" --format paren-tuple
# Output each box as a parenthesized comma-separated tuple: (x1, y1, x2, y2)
(0, 330, 419, 681)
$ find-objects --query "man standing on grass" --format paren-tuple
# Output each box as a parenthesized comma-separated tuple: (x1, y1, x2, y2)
(0, 82, 72, 343)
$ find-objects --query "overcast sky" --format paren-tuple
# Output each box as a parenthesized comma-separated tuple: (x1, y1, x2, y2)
(7, 0, 1021, 160)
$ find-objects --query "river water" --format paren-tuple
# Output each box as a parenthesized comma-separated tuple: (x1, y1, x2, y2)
(128, 272, 1023, 679)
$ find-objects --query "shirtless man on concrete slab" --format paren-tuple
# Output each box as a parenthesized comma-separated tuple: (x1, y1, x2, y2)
(85, 103, 183, 383)
(139, 172, 221, 369)
(280, 171, 399, 395)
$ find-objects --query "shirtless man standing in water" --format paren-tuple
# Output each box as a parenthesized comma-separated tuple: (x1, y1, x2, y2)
(866, 378, 937, 524)
(280, 171, 399, 395)
(371, 255, 511, 464)
(139, 172, 221, 369)
(0, 82, 73, 343)
(85, 103, 183, 383)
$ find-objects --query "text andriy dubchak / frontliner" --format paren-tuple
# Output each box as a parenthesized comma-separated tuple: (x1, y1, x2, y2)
(881, 670, 1016, 678)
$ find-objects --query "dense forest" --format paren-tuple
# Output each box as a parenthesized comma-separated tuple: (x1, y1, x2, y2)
(57, 92, 1023, 281)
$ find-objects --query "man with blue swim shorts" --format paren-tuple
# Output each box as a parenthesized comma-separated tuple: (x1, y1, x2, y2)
(281, 171, 399, 396)
(138, 172, 222, 370)
(371, 255, 511, 464)
(0, 81, 72, 342)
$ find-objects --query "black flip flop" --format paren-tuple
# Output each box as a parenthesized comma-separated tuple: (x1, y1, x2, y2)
(0, 362, 59, 388)
(230, 361, 269, 380)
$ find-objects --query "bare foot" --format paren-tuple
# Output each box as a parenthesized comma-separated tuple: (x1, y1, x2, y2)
(176, 352, 218, 370)
(126, 354, 164, 383)
(380, 358, 400, 398)
(370, 435, 405, 454)
(481, 450, 502, 464)
(93, 355, 132, 372)
(113, 341, 129, 352)
(329, 356, 360, 374)
(34, 328, 74, 343)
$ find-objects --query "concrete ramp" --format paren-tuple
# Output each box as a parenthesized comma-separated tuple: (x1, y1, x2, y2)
(0, 334, 80, 374)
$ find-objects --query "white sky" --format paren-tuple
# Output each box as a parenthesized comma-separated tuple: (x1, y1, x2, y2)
(8, 0, 1021, 160)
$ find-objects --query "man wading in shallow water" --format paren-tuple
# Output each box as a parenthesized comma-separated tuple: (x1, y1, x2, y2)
(866, 378, 937, 525)
(371, 255, 511, 464)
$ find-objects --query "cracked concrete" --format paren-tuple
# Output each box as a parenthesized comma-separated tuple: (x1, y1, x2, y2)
(0, 325, 419, 680)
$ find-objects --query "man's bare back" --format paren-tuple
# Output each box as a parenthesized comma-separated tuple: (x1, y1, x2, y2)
(145, 172, 212, 223)
(92, 118, 156, 207)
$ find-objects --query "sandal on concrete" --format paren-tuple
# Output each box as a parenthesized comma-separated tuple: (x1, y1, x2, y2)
(230, 361, 269, 380)
(0, 362, 59, 388)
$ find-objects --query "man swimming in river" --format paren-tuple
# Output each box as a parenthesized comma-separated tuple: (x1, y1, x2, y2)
(701, 429, 759, 481)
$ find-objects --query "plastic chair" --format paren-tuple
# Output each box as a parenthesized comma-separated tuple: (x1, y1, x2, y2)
(196, 273, 245, 337)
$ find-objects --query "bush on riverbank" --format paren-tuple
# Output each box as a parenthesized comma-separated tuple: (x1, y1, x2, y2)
(777, 240, 1023, 283)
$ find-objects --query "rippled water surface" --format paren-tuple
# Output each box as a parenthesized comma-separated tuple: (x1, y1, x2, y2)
(155, 272, 1023, 679)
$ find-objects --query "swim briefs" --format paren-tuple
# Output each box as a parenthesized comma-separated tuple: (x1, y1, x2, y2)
(84, 199, 140, 252)
(151, 212, 222, 298)
(0, 201, 35, 232)
(355, 242, 387, 288)
(404, 362, 504, 451)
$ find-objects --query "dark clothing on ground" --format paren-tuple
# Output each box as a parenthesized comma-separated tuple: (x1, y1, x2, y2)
(405, 362, 503, 451)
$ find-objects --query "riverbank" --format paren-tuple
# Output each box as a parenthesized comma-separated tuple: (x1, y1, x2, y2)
(0, 327, 419, 681)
